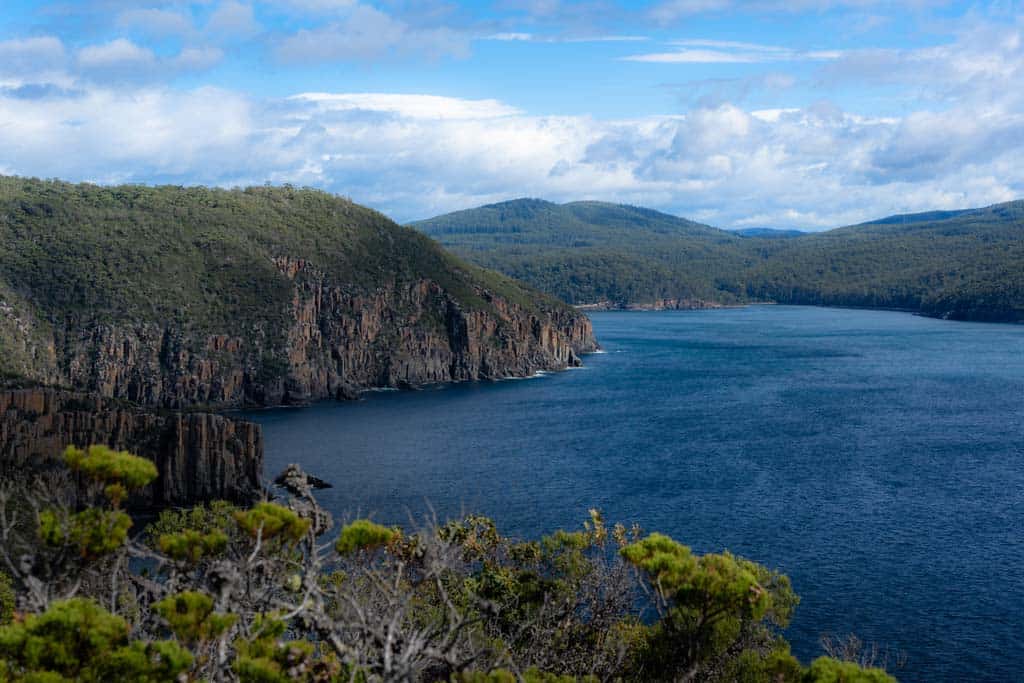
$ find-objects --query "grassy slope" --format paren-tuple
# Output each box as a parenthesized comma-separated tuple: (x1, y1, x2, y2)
(413, 199, 1024, 321)
(0, 177, 576, 371)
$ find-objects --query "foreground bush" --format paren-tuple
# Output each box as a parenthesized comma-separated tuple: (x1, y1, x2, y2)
(0, 448, 897, 682)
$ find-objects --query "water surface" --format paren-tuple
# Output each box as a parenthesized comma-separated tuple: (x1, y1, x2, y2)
(247, 306, 1024, 682)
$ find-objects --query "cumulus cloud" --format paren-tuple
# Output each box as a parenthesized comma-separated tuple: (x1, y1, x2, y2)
(649, 0, 731, 24)
(2, 78, 1021, 229)
(647, 0, 950, 24)
(0, 37, 68, 81)
(275, 3, 469, 62)
(72, 38, 224, 82)
(115, 8, 195, 39)
(78, 38, 157, 70)
(206, 1, 261, 38)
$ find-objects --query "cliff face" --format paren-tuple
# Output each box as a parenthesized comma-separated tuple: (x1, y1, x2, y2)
(0, 179, 598, 410)
(0, 388, 262, 508)
(46, 264, 596, 409)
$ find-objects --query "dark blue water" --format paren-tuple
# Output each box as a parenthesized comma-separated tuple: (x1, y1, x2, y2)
(246, 306, 1024, 682)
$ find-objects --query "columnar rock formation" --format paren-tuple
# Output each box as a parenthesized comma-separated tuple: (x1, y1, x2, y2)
(0, 388, 262, 508)
(38, 269, 595, 409)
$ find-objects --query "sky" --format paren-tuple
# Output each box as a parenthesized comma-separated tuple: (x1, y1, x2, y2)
(1, 1, 1023, 229)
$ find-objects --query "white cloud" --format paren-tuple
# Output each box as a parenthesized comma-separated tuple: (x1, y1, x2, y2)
(264, 0, 357, 13)
(116, 8, 196, 38)
(650, 0, 731, 24)
(73, 39, 223, 81)
(2, 80, 1022, 230)
(206, 1, 261, 38)
(648, 0, 951, 24)
(487, 32, 536, 41)
(289, 93, 521, 119)
(484, 32, 649, 43)
(78, 38, 157, 70)
(171, 46, 225, 71)
(275, 4, 469, 62)
(0, 37, 67, 85)
(624, 41, 844, 64)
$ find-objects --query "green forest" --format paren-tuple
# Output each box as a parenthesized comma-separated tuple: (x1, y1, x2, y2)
(0, 444, 897, 682)
(413, 199, 1024, 322)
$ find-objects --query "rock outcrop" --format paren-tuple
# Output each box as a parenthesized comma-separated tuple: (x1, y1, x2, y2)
(45, 265, 596, 409)
(0, 388, 262, 508)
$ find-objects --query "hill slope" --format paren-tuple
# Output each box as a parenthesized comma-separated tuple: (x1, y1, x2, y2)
(414, 200, 1024, 322)
(0, 177, 596, 408)
(413, 199, 748, 307)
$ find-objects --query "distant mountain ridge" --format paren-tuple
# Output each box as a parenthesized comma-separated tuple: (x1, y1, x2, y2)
(414, 198, 728, 246)
(413, 198, 1024, 323)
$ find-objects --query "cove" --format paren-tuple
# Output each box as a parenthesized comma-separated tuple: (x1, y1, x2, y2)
(245, 305, 1024, 682)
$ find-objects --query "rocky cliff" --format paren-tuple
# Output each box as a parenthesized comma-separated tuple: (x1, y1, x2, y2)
(0, 388, 262, 508)
(0, 178, 598, 410)
(47, 262, 596, 408)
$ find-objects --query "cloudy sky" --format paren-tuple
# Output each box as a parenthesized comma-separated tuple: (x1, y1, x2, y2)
(1, 1, 1022, 228)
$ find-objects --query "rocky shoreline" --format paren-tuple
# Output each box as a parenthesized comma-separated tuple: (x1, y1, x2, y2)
(575, 299, 738, 312)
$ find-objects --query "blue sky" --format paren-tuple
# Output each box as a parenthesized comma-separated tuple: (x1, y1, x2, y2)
(1, 1, 1022, 228)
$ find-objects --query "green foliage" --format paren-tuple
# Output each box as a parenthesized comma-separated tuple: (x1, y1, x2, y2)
(38, 507, 132, 559)
(233, 615, 344, 682)
(415, 197, 1024, 321)
(63, 445, 158, 505)
(732, 644, 805, 683)
(0, 572, 14, 625)
(621, 533, 801, 681)
(0, 451, 899, 683)
(335, 519, 398, 555)
(154, 591, 237, 645)
(0, 598, 191, 682)
(804, 657, 898, 683)
(147, 500, 240, 540)
(158, 528, 229, 563)
(234, 502, 311, 544)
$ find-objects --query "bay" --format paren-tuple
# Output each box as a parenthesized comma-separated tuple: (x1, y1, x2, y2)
(246, 306, 1024, 682)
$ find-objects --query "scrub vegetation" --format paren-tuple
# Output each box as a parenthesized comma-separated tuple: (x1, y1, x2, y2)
(0, 445, 896, 682)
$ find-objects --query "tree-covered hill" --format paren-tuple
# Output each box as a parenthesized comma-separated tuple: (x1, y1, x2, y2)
(412, 199, 751, 307)
(413, 199, 1024, 322)
(0, 177, 596, 407)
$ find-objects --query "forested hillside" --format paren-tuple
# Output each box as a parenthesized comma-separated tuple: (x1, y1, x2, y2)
(413, 199, 750, 307)
(0, 177, 596, 407)
(414, 199, 1024, 322)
